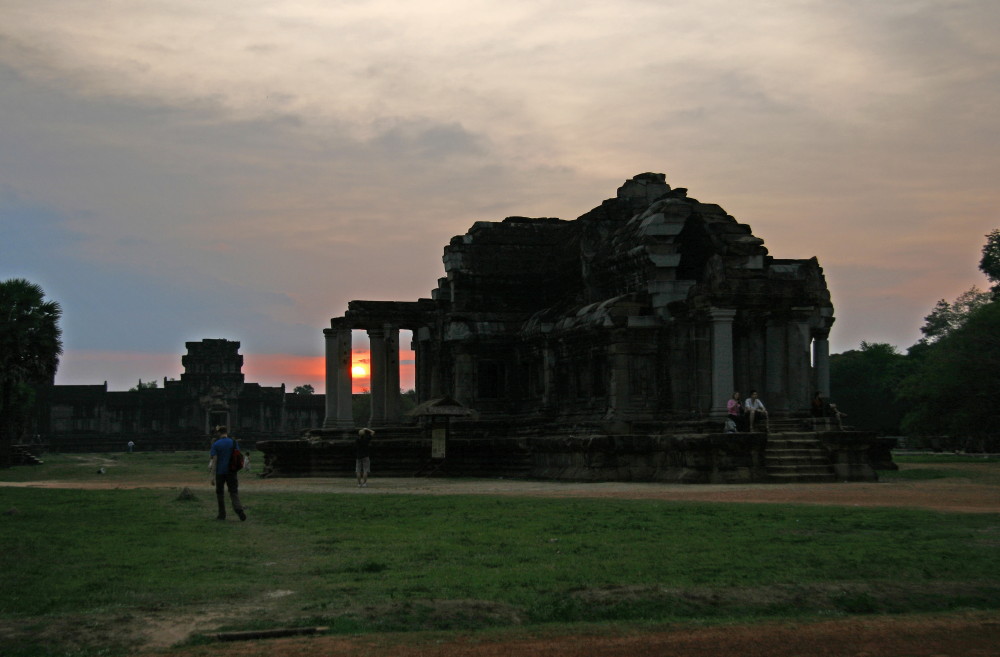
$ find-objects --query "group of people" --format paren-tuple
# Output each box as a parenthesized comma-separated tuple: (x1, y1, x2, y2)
(208, 424, 377, 521)
(812, 391, 847, 429)
(726, 390, 847, 433)
(725, 390, 769, 433)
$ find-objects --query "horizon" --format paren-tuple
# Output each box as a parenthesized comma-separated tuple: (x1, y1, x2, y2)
(54, 336, 416, 395)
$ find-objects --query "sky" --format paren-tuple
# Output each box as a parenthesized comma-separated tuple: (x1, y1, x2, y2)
(2, 0, 998, 394)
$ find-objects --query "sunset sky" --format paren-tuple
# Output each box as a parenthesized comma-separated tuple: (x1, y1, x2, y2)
(2, 1, 997, 393)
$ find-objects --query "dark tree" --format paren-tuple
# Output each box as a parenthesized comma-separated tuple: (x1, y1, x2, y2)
(918, 286, 991, 345)
(293, 384, 315, 395)
(830, 341, 911, 435)
(894, 229, 1000, 449)
(899, 301, 1000, 450)
(980, 228, 1000, 297)
(0, 279, 63, 467)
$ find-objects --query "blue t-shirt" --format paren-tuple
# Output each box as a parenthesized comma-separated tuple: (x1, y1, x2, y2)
(210, 437, 239, 474)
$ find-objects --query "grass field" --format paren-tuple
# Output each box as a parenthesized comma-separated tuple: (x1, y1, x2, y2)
(1, 451, 998, 656)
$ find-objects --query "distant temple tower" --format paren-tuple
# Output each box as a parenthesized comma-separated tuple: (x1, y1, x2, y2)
(181, 339, 246, 431)
(180, 339, 245, 388)
(37, 338, 325, 447)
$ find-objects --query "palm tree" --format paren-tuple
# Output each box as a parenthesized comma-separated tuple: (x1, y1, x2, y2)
(0, 279, 63, 467)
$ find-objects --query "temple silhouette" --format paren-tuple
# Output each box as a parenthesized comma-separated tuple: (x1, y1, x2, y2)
(323, 172, 833, 430)
(31, 172, 891, 481)
(260, 173, 889, 482)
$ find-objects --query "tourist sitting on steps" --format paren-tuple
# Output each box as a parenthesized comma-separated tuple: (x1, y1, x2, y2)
(829, 403, 847, 430)
(745, 390, 769, 432)
(811, 391, 826, 418)
(726, 391, 745, 433)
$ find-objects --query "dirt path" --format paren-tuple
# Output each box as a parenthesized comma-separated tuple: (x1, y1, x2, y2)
(142, 611, 1000, 657)
(6, 462, 999, 513)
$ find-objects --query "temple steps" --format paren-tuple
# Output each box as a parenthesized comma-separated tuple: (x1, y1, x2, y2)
(11, 445, 44, 466)
(764, 434, 836, 483)
(762, 418, 809, 433)
(765, 453, 828, 466)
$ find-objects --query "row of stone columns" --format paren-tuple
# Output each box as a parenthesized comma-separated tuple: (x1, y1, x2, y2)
(323, 309, 830, 426)
(323, 321, 404, 429)
(709, 308, 831, 418)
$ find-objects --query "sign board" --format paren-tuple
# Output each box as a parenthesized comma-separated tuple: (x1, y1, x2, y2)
(431, 426, 447, 459)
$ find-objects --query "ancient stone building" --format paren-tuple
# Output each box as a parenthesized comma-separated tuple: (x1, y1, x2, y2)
(323, 173, 834, 433)
(35, 339, 324, 450)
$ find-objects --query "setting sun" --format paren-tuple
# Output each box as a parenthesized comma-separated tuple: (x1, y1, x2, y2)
(351, 364, 368, 377)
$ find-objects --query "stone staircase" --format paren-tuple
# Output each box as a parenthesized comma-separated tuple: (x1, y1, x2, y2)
(11, 445, 44, 466)
(764, 432, 837, 483)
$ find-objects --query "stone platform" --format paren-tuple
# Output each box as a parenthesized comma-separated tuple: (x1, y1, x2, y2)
(257, 427, 895, 484)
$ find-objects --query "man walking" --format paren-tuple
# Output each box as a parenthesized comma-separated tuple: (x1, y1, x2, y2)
(209, 426, 247, 521)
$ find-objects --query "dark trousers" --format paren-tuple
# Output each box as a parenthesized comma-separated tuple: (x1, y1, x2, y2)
(730, 414, 749, 432)
(214, 472, 243, 518)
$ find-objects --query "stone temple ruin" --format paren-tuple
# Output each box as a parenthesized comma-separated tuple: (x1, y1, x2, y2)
(259, 173, 893, 482)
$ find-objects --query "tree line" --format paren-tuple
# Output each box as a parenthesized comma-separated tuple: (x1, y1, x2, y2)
(831, 229, 1000, 451)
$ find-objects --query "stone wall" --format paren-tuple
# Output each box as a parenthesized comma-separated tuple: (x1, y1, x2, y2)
(258, 430, 885, 483)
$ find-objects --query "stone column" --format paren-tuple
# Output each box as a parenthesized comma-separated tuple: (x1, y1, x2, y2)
(429, 347, 443, 398)
(279, 385, 287, 432)
(746, 319, 766, 397)
(606, 342, 630, 419)
(765, 319, 787, 412)
(787, 312, 812, 412)
(384, 324, 402, 424)
(412, 331, 424, 403)
(415, 326, 442, 399)
(367, 327, 387, 426)
(709, 308, 738, 418)
(453, 351, 475, 407)
(541, 343, 557, 410)
(812, 329, 831, 398)
(322, 321, 354, 429)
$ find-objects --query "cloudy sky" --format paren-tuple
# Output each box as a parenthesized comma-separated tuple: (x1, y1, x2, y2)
(2, 0, 997, 393)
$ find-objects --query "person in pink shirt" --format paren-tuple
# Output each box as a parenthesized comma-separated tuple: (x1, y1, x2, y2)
(726, 391, 746, 432)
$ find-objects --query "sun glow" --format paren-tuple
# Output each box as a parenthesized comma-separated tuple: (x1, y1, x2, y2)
(351, 364, 368, 377)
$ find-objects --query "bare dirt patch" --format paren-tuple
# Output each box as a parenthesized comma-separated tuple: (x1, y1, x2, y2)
(7, 462, 999, 513)
(141, 611, 1000, 657)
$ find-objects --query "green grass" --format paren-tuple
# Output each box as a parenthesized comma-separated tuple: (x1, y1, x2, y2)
(1, 452, 999, 656)
(0, 451, 210, 482)
(878, 468, 953, 480)
(893, 452, 999, 464)
(886, 452, 1000, 482)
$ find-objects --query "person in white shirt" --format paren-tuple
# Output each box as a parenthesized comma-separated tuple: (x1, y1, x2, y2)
(744, 390, 769, 432)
